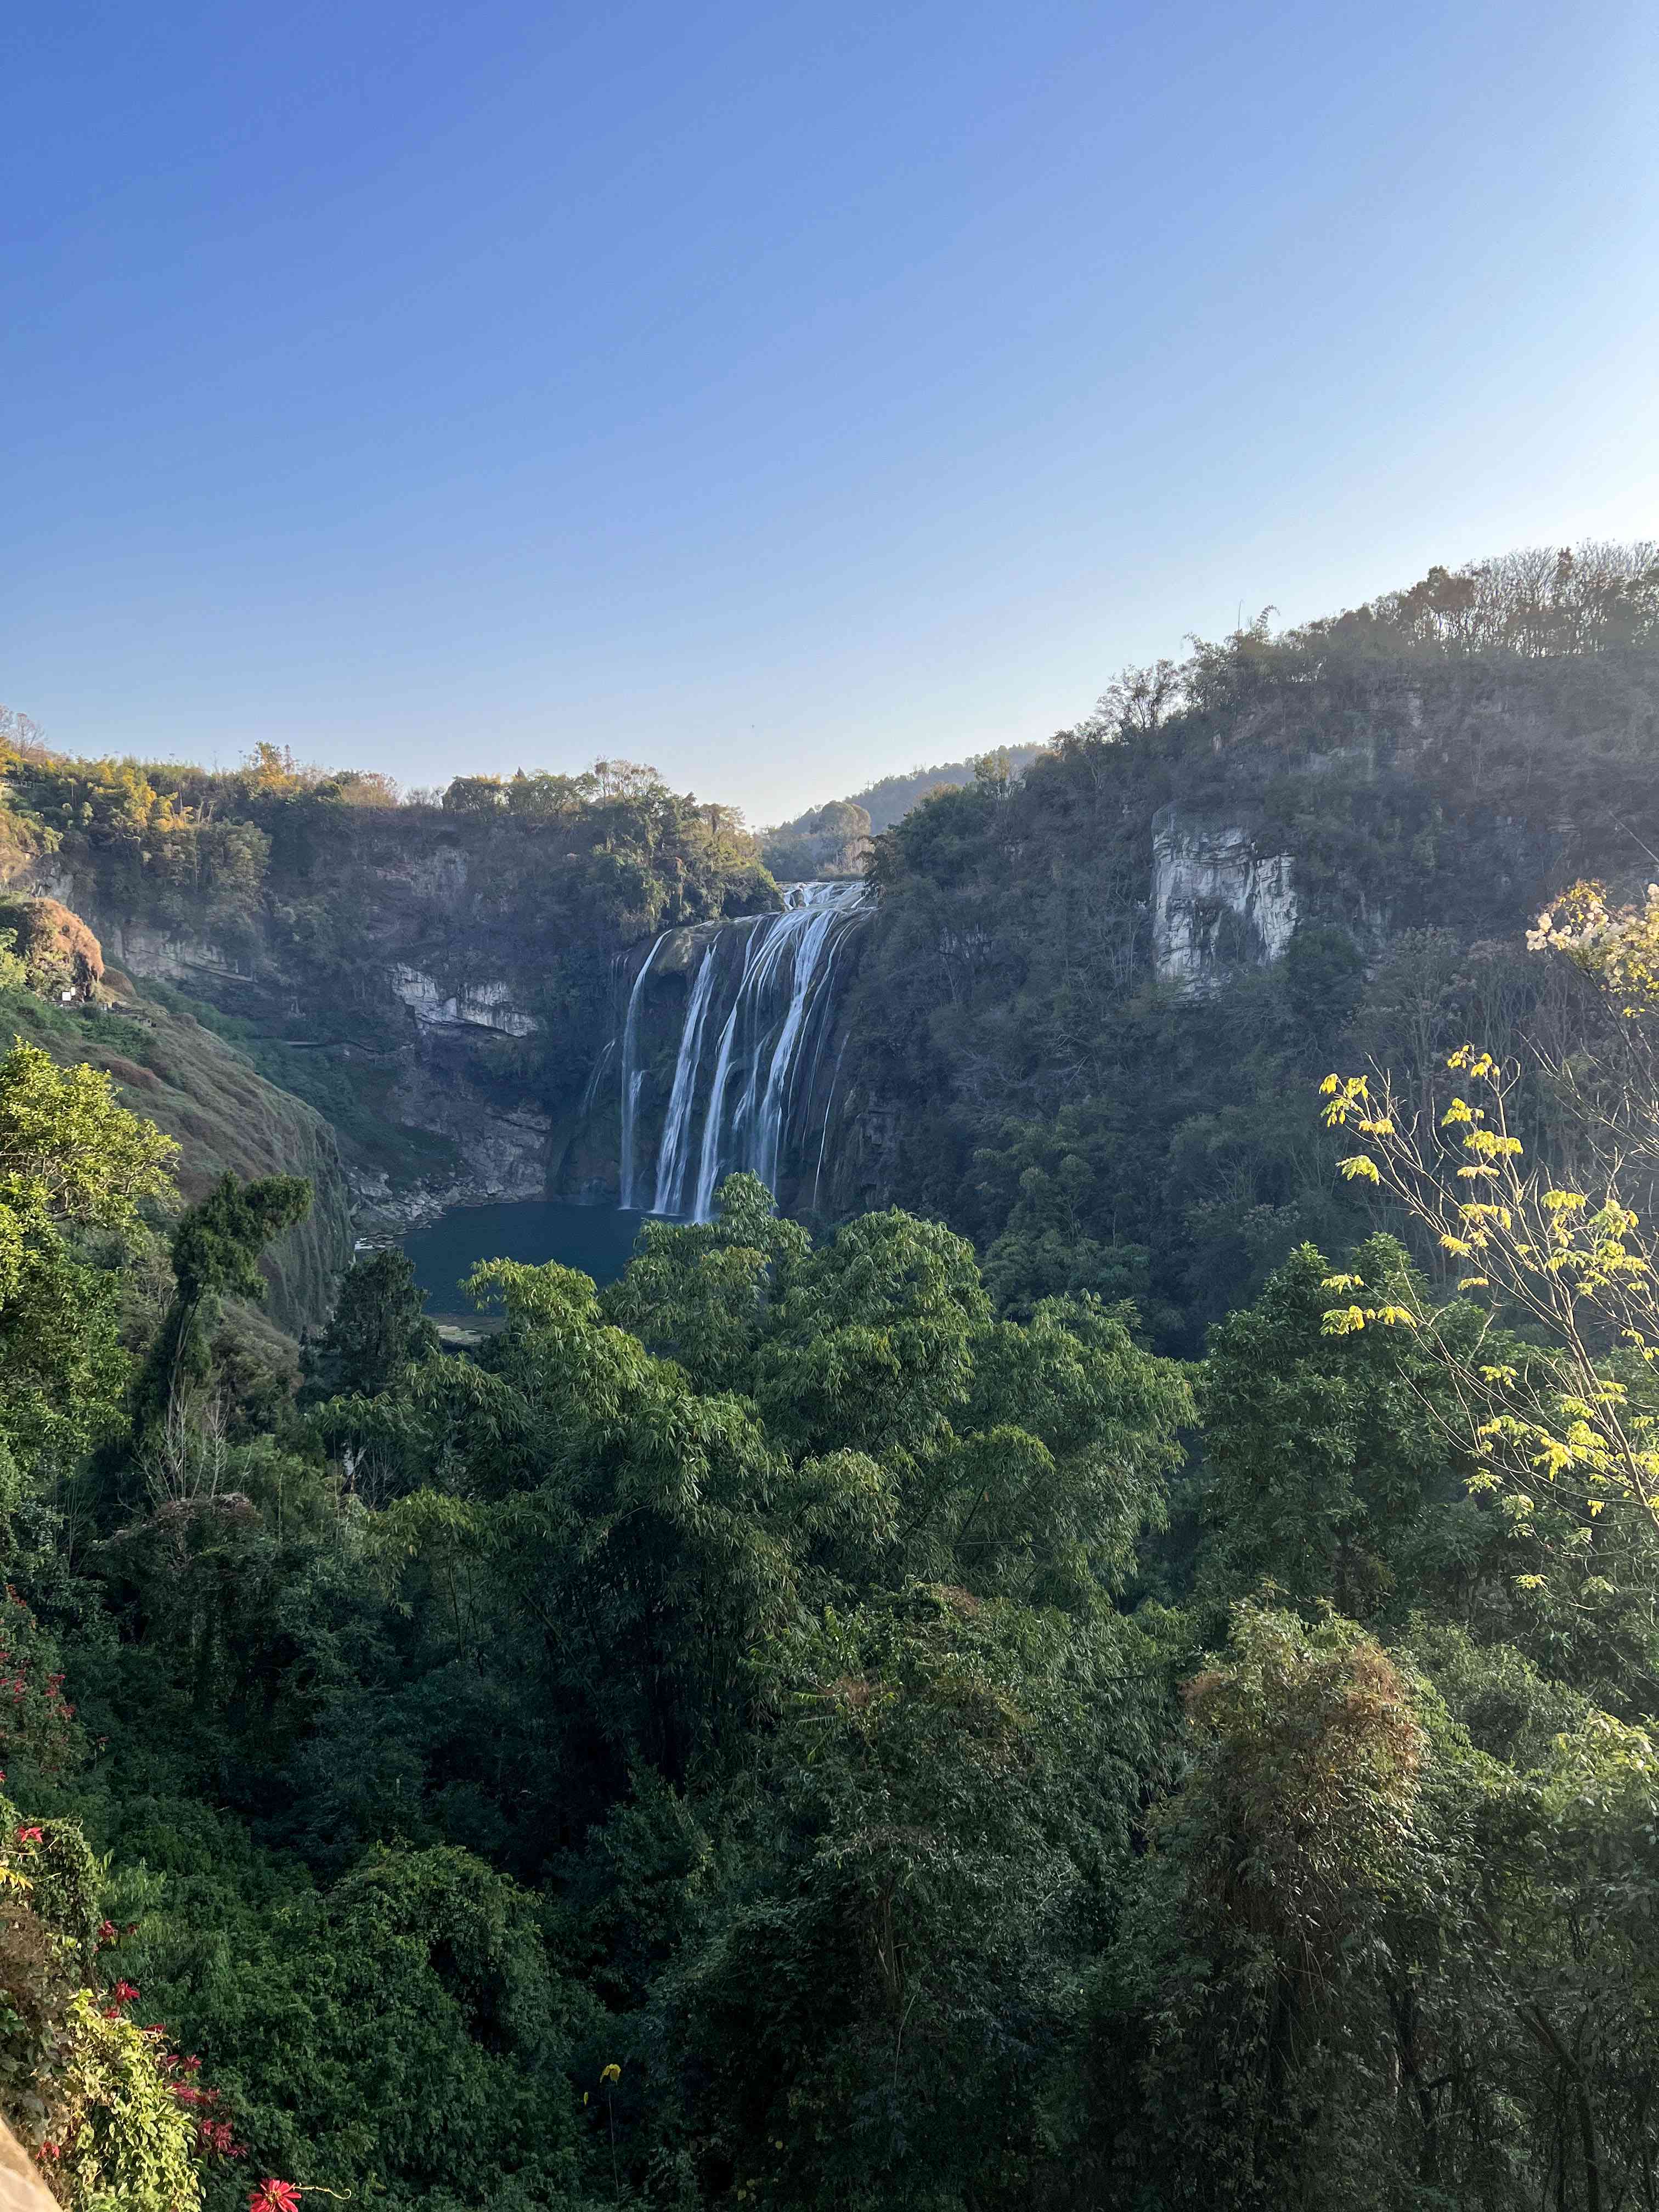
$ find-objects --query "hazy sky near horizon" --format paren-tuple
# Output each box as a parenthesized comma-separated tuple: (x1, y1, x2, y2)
(6, 2, 1658, 822)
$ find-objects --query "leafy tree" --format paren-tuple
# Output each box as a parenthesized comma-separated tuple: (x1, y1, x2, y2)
(1283, 922, 1365, 1046)
(281, 1179, 1188, 1889)
(0, 1037, 177, 1255)
(136, 1173, 312, 1431)
(669, 1587, 1159, 2212)
(301, 1248, 437, 1404)
(605, 1178, 1192, 1608)
(1197, 1236, 1492, 1626)
(0, 1039, 176, 1494)
(1088, 1606, 1431, 2212)
(1320, 1052, 1659, 1599)
(442, 774, 507, 812)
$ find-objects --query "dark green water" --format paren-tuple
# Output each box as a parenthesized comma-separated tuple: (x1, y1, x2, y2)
(403, 1201, 653, 1312)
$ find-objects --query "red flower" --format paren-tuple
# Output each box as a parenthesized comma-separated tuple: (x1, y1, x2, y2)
(111, 1980, 139, 2005)
(249, 2182, 301, 2212)
(35, 2143, 60, 2163)
(15, 1826, 42, 1846)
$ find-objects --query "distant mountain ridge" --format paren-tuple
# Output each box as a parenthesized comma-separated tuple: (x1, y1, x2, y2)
(787, 743, 1048, 836)
(759, 743, 1049, 877)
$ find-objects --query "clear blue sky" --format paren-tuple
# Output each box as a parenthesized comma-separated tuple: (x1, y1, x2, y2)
(5, 1, 1657, 821)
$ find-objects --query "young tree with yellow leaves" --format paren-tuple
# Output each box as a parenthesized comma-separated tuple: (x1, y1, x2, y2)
(1317, 1047, 1659, 1621)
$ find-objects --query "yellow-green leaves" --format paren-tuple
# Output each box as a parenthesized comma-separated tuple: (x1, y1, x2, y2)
(1319, 1073, 1372, 1130)
(1318, 1267, 1420, 1336)
(1319, 1300, 1417, 1336)
(0, 1036, 177, 1237)
(1313, 1039, 1659, 1575)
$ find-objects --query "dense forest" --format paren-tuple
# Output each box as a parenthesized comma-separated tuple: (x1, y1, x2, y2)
(3, 541, 1659, 2210)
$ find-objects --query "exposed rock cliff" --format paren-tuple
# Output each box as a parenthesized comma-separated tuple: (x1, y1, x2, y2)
(0, 751, 782, 1255)
(0, 895, 104, 995)
(17, 834, 550, 1223)
(391, 967, 538, 1036)
(1150, 806, 1297, 989)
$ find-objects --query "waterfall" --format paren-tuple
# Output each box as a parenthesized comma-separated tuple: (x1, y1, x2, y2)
(651, 939, 720, 1214)
(613, 881, 868, 1222)
(617, 936, 663, 1208)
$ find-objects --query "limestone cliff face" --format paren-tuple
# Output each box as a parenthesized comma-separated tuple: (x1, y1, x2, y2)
(95, 917, 253, 990)
(379, 1025, 553, 1212)
(391, 967, 538, 1037)
(19, 837, 551, 1233)
(1150, 805, 1297, 990)
(22, 862, 254, 990)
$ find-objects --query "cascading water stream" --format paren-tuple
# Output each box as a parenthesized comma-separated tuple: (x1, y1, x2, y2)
(614, 881, 868, 1222)
(691, 887, 853, 1218)
(617, 936, 662, 1208)
(651, 940, 721, 1214)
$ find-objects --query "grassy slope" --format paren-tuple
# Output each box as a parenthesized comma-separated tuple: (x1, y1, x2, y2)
(0, 981, 353, 1337)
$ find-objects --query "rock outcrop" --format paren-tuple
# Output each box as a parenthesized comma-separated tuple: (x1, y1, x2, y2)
(0, 895, 104, 996)
(391, 967, 537, 1037)
(1151, 806, 1297, 990)
(17, 842, 556, 1234)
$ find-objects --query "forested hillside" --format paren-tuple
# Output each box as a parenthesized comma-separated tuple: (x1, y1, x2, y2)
(756, 745, 1048, 878)
(832, 544, 1659, 1346)
(775, 742, 1049, 837)
(3, 542, 1659, 2210)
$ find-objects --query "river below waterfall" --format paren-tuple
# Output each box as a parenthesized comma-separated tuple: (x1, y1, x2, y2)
(403, 1200, 652, 1313)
